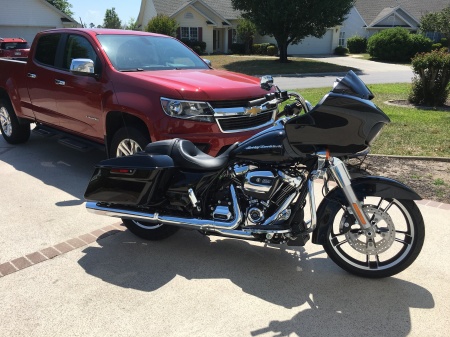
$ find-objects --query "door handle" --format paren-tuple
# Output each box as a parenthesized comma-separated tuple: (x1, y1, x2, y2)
(27, 73, 37, 79)
(55, 79, 66, 86)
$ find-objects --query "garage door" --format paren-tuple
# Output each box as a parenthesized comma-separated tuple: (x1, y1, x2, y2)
(288, 30, 333, 55)
(0, 26, 54, 45)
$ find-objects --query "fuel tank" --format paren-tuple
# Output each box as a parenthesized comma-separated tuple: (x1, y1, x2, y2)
(231, 125, 293, 162)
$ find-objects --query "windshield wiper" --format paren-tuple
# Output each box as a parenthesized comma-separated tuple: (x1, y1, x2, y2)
(119, 68, 144, 72)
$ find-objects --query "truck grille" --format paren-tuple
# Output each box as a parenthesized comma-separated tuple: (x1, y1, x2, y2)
(216, 111, 274, 132)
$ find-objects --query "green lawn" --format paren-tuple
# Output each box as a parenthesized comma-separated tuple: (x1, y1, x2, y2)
(206, 55, 357, 75)
(295, 83, 450, 157)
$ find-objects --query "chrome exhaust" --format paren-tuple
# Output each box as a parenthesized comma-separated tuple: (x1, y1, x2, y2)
(86, 185, 243, 231)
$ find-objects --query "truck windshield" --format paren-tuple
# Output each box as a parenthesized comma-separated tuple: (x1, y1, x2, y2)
(96, 35, 209, 72)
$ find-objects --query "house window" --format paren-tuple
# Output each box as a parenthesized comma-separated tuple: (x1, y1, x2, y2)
(184, 12, 194, 19)
(339, 31, 346, 46)
(181, 27, 198, 41)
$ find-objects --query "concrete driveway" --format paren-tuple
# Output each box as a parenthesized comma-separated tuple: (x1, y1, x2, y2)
(1, 131, 449, 336)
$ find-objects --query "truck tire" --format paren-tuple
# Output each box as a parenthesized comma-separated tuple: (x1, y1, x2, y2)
(110, 127, 150, 157)
(0, 98, 30, 144)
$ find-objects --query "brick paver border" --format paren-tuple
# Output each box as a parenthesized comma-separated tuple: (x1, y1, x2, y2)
(1, 199, 449, 278)
(0, 223, 125, 278)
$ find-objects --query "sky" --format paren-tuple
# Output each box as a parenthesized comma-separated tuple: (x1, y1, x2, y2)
(70, 0, 142, 27)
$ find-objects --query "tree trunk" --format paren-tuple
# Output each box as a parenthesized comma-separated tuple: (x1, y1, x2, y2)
(277, 40, 289, 63)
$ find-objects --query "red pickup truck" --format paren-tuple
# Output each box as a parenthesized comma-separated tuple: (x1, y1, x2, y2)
(0, 28, 277, 157)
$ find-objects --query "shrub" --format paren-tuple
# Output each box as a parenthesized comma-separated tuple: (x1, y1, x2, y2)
(347, 36, 367, 53)
(267, 45, 278, 56)
(230, 43, 245, 54)
(367, 28, 432, 62)
(145, 14, 178, 37)
(440, 38, 448, 47)
(432, 43, 443, 50)
(408, 50, 450, 106)
(334, 46, 349, 55)
(181, 39, 206, 54)
(252, 43, 262, 54)
(409, 34, 433, 56)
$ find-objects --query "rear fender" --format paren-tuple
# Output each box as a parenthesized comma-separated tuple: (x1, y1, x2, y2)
(311, 176, 421, 245)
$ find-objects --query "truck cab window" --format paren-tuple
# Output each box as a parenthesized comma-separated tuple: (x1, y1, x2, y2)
(62, 35, 98, 71)
(35, 34, 61, 66)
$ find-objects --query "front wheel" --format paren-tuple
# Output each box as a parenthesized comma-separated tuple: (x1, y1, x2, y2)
(110, 127, 149, 157)
(123, 219, 179, 241)
(323, 198, 425, 278)
(0, 98, 30, 144)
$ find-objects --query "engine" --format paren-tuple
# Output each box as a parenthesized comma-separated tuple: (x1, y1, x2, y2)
(233, 165, 303, 227)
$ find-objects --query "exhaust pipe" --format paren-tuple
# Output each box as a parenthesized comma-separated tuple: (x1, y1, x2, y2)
(86, 185, 243, 231)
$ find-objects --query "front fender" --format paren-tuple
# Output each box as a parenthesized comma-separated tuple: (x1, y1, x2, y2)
(311, 176, 421, 245)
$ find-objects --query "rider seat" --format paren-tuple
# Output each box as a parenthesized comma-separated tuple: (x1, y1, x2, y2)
(145, 139, 238, 171)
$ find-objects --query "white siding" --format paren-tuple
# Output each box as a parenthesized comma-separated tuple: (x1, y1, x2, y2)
(0, 0, 77, 42)
(341, 7, 367, 39)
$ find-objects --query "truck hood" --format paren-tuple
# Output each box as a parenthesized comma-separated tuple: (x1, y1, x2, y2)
(123, 69, 268, 101)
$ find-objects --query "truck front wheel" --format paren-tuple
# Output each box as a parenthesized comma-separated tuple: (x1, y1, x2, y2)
(110, 127, 150, 157)
(0, 99, 30, 144)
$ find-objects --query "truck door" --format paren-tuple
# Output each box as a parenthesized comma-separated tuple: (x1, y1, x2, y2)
(54, 34, 103, 141)
(27, 33, 63, 127)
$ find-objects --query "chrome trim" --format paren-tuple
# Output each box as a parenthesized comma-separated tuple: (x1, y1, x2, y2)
(244, 170, 276, 194)
(260, 192, 297, 226)
(86, 185, 243, 231)
(328, 157, 371, 229)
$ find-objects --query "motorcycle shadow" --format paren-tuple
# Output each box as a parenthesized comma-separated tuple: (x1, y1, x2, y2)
(79, 228, 434, 336)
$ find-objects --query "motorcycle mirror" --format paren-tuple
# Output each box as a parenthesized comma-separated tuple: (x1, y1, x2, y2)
(260, 75, 274, 91)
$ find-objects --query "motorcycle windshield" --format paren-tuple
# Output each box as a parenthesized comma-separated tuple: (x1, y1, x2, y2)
(331, 70, 374, 100)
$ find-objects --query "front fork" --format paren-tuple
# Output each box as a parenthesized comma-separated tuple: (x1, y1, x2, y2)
(310, 154, 371, 230)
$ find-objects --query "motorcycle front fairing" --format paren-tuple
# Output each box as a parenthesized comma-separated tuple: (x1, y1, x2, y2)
(284, 71, 390, 157)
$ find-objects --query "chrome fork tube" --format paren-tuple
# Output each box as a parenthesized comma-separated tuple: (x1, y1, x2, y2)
(328, 157, 371, 229)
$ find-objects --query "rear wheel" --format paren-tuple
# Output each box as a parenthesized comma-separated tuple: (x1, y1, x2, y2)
(323, 197, 425, 278)
(0, 98, 30, 144)
(123, 219, 179, 241)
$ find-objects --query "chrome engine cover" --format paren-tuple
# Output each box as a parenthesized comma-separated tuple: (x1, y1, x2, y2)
(243, 170, 279, 200)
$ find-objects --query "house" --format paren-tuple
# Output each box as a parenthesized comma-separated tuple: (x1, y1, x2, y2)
(341, 0, 450, 45)
(137, 0, 240, 54)
(137, 0, 450, 55)
(0, 0, 80, 44)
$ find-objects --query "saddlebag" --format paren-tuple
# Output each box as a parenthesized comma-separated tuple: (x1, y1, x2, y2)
(84, 153, 176, 206)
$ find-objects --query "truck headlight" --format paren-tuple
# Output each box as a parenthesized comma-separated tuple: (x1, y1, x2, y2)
(160, 98, 215, 122)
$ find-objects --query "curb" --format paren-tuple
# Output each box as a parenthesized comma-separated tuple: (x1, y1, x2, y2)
(368, 154, 450, 162)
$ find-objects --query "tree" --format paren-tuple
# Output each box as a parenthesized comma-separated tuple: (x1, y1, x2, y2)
(420, 6, 450, 44)
(231, 0, 354, 62)
(125, 18, 140, 31)
(145, 14, 178, 37)
(103, 7, 122, 29)
(237, 18, 256, 54)
(46, 0, 73, 17)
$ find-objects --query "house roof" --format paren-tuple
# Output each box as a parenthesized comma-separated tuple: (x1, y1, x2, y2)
(39, 0, 79, 24)
(152, 0, 240, 20)
(354, 0, 450, 26)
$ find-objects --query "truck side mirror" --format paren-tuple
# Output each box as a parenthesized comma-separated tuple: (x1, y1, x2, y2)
(203, 58, 212, 67)
(70, 58, 95, 76)
(260, 75, 274, 91)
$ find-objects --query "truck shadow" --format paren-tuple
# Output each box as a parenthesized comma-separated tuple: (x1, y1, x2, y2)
(0, 131, 105, 204)
(79, 229, 434, 337)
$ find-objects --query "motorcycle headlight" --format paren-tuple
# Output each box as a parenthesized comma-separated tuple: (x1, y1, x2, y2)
(160, 98, 215, 122)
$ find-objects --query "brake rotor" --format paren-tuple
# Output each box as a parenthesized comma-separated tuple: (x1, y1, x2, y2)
(343, 205, 396, 255)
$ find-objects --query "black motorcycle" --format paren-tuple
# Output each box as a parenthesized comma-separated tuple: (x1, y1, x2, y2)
(84, 71, 425, 278)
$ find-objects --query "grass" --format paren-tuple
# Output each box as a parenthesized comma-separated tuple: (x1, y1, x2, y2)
(292, 83, 450, 158)
(206, 55, 357, 75)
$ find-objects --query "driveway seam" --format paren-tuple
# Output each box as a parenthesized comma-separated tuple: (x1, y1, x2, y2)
(0, 222, 125, 278)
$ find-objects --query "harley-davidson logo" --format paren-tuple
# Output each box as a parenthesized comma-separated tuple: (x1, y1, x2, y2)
(245, 106, 262, 116)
